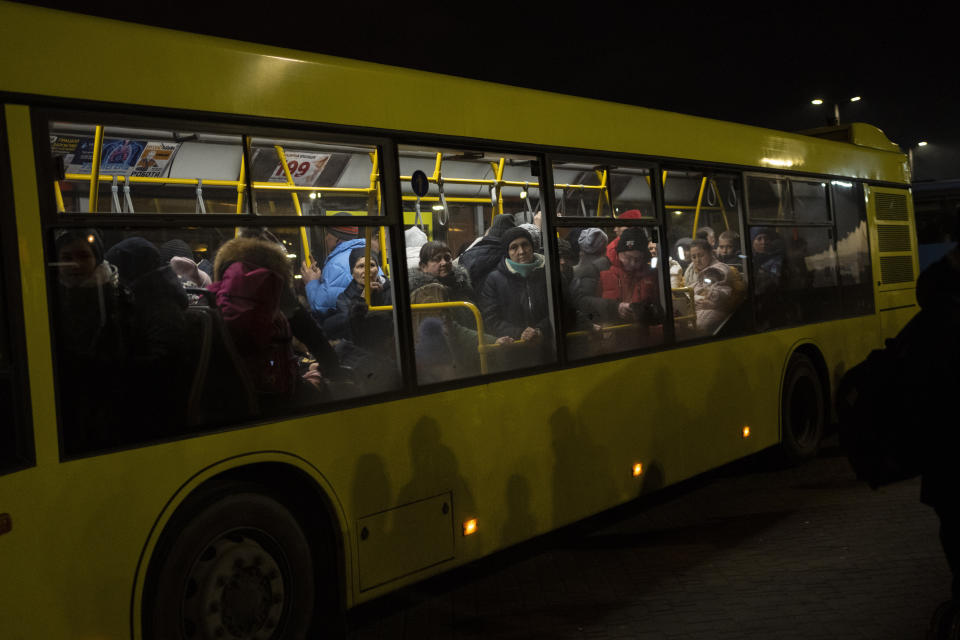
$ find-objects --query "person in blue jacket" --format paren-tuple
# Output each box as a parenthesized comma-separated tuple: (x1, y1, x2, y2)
(301, 215, 379, 318)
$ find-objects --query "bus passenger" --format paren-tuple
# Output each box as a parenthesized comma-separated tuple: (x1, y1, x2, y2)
(695, 225, 717, 250)
(683, 239, 744, 334)
(717, 230, 742, 266)
(301, 214, 376, 317)
(599, 227, 661, 324)
(104, 237, 190, 439)
(54, 229, 126, 453)
(478, 226, 551, 343)
(457, 213, 516, 293)
(751, 227, 784, 295)
(409, 241, 476, 309)
(405, 225, 428, 270)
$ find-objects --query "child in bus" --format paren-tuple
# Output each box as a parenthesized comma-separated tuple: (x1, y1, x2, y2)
(684, 239, 744, 335)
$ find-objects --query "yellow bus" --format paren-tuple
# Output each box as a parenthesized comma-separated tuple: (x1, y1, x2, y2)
(0, 3, 918, 638)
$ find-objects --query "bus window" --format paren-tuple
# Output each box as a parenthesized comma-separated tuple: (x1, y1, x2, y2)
(791, 180, 830, 222)
(833, 181, 874, 315)
(663, 169, 750, 340)
(552, 162, 654, 218)
(557, 222, 666, 360)
(398, 146, 555, 381)
(750, 225, 839, 329)
(49, 224, 401, 457)
(746, 175, 789, 220)
(249, 138, 382, 217)
(50, 121, 246, 215)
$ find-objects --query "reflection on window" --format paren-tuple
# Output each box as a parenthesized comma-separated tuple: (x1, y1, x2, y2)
(50, 224, 401, 456)
(399, 146, 555, 382)
(51, 121, 245, 214)
(791, 180, 829, 222)
(750, 225, 839, 329)
(746, 175, 788, 220)
(552, 162, 654, 218)
(249, 138, 381, 216)
(558, 225, 665, 359)
(833, 182, 873, 315)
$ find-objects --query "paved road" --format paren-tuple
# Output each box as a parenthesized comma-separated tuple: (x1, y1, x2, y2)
(347, 436, 950, 639)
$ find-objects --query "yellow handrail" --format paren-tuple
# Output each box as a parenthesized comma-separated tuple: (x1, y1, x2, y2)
(236, 153, 246, 214)
(366, 300, 490, 374)
(691, 176, 708, 236)
(53, 180, 65, 213)
(88, 125, 104, 212)
(275, 145, 311, 268)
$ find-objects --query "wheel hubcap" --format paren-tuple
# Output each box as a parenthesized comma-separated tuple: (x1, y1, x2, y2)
(182, 532, 286, 639)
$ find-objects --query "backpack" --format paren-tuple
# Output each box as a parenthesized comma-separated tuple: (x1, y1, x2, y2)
(836, 312, 930, 489)
(207, 261, 297, 398)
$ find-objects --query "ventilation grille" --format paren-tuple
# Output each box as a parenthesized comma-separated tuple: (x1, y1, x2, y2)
(880, 255, 914, 284)
(875, 192, 909, 221)
(877, 225, 912, 252)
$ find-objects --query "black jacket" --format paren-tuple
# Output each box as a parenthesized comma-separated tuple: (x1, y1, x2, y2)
(458, 236, 505, 294)
(478, 259, 551, 339)
(324, 278, 394, 350)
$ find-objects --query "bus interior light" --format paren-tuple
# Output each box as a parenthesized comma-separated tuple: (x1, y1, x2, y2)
(918, 141, 928, 147)
(520, 189, 527, 199)
(463, 519, 478, 536)
(308, 192, 317, 199)
(632, 463, 643, 477)
(742, 426, 751, 438)
(432, 204, 444, 211)
(850, 96, 861, 102)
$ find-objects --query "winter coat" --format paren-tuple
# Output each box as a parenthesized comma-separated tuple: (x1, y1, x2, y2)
(598, 261, 659, 311)
(914, 250, 960, 508)
(405, 226, 428, 270)
(324, 278, 395, 350)
(210, 237, 298, 397)
(304, 238, 367, 315)
(478, 255, 552, 339)
(409, 264, 477, 328)
(459, 236, 506, 295)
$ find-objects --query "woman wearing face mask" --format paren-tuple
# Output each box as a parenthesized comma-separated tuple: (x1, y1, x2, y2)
(478, 227, 553, 346)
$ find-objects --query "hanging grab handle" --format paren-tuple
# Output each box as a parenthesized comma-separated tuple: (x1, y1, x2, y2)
(437, 178, 449, 226)
(196, 178, 207, 215)
(110, 175, 122, 213)
(123, 177, 134, 213)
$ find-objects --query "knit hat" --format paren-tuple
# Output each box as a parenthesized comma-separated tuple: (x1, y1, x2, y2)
(488, 213, 516, 238)
(618, 209, 643, 220)
(349, 246, 378, 269)
(415, 317, 453, 367)
(160, 239, 193, 263)
(578, 227, 609, 255)
(519, 223, 541, 250)
(617, 227, 649, 253)
(328, 212, 359, 240)
(105, 237, 164, 287)
(501, 226, 534, 253)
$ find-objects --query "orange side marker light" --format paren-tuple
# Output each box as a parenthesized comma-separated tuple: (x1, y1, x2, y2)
(742, 426, 751, 438)
(632, 463, 644, 477)
(463, 518, 478, 536)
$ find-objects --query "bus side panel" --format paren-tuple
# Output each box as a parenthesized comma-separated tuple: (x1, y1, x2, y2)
(866, 185, 920, 340)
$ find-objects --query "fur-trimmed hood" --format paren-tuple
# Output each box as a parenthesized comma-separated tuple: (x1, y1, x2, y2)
(213, 237, 293, 286)
(408, 263, 472, 292)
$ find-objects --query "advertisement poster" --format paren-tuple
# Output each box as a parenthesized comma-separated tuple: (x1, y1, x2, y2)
(132, 142, 178, 178)
(60, 137, 146, 176)
(267, 151, 330, 186)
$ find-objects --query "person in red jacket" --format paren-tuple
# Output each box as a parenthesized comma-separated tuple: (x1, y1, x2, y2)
(599, 227, 661, 324)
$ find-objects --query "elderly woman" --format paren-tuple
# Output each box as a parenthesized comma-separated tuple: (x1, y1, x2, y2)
(683, 239, 744, 334)
(478, 226, 552, 343)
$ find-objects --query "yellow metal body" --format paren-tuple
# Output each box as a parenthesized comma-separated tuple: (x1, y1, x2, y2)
(0, 3, 916, 638)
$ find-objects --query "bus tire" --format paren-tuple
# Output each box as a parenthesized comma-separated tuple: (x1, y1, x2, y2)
(145, 487, 316, 640)
(780, 351, 825, 463)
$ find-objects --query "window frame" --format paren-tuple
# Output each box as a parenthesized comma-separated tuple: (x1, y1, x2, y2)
(0, 106, 36, 475)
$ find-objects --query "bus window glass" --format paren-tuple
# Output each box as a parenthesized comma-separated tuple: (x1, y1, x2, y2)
(49, 224, 401, 457)
(399, 146, 555, 381)
(663, 170, 750, 340)
(750, 225, 839, 329)
(833, 181, 874, 315)
(790, 179, 830, 222)
(552, 162, 653, 218)
(558, 224, 666, 359)
(746, 175, 789, 220)
(50, 122, 246, 214)
(249, 138, 381, 217)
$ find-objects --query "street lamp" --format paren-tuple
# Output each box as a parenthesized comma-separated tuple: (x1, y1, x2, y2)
(811, 96, 862, 125)
(908, 141, 929, 178)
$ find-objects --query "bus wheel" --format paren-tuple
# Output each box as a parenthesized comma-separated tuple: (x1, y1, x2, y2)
(780, 352, 825, 462)
(146, 489, 315, 640)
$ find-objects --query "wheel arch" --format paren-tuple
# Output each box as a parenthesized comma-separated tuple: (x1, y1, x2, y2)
(131, 451, 350, 640)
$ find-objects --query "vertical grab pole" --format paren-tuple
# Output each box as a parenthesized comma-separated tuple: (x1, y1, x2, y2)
(368, 149, 381, 215)
(53, 180, 65, 213)
(363, 227, 373, 306)
(692, 176, 707, 236)
(595, 168, 609, 217)
(88, 124, 104, 212)
(276, 145, 312, 268)
(236, 153, 246, 214)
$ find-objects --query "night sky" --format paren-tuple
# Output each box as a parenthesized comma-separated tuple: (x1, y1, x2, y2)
(21, 2, 960, 180)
